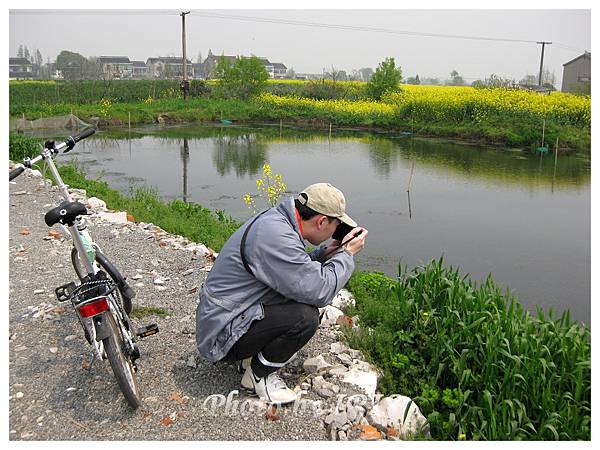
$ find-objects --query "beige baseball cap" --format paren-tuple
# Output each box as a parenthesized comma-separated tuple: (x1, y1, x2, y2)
(297, 183, 357, 227)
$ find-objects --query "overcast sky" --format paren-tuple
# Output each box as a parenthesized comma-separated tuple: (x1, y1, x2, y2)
(8, 6, 592, 85)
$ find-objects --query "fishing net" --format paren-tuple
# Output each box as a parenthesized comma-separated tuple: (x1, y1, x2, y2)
(9, 114, 92, 133)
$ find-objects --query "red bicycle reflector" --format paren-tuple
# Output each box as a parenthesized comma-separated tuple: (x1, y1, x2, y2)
(78, 297, 109, 318)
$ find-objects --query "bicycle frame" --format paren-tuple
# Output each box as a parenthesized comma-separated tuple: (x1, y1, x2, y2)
(40, 148, 136, 363)
(41, 148, 96, 277)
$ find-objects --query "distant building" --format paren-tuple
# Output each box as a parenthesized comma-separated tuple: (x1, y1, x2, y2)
(254, 57, 287, 79)
(131, 60, 149, 79)
(97, 56, 133, 79)
(146, 57, 193, 79)
(198, 49, 237, 79)
(271, 62, 288, 79)
(198, 50, 288, 79)
(9, 57, 34, 80)
(561, 51, 591, 93)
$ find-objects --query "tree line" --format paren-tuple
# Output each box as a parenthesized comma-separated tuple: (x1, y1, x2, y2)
(14, 44, 558, 91)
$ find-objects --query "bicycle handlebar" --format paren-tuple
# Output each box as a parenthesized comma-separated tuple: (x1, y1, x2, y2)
(9, 166, 25, 181)
(9, 128, 96, 181)
(73, 127, 96, 143)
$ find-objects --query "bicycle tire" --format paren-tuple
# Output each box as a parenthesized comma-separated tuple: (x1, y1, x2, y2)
(102, 311, 142, 409)
(71, 247, 133, 314)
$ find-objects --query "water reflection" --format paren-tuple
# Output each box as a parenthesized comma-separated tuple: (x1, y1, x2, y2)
(181, 138, 189, 202)
(363, 135, 589, 190)
(211, 133, 268, 177)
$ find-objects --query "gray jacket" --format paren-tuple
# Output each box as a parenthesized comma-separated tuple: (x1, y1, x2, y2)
(195, 196, 355, 362)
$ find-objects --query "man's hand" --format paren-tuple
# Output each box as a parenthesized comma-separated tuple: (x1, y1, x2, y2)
(324, 226, 369, 258)
(342, 227, 368, 256)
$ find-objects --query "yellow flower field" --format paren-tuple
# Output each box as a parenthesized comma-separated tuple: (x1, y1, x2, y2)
(257, 83, 590, 128)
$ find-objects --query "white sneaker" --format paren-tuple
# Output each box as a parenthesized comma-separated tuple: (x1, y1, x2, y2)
(241, 366, 297, 404)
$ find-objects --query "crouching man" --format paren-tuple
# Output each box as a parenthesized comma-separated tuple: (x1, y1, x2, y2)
(196, 183, 368, 404)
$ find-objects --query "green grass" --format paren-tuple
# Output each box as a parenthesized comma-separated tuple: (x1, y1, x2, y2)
(10, 80, 591, 151)
(343, 259, 590, 440)
(129, 306, 170, 319)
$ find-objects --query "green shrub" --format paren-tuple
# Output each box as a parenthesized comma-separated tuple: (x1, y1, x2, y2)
(344, 259, 590, 440)
(9, 133, 42, 161)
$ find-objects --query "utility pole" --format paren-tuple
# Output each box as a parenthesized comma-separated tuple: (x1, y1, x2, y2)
(181, 11, 190, 100)
(536, 41, 552, 87)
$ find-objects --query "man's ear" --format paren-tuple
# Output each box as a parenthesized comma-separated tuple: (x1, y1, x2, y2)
(316, 215, 328, 229)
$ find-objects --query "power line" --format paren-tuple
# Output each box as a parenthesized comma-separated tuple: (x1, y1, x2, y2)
(12, 9, 587, 53)
(190, 11, 587, 54)
(191, 11, 529, 45)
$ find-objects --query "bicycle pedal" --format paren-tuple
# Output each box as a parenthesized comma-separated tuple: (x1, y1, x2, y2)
(55, 282, 77, 302)
(136, 323, 159, 338)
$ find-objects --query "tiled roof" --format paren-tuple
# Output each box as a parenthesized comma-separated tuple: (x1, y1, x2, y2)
(10, 57, 32, 65)
(563, 51, 591, 67)
(98, 56, 131, 64)
(147, 57, 193, 64)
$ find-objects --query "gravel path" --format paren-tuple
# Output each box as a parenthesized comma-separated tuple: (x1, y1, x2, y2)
(8, 169, 375, 441)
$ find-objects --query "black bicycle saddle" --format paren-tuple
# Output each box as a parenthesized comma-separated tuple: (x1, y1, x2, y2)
(44, 201, 89, 227)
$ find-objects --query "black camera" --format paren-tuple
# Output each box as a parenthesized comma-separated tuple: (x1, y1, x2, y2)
(332, 221, 356, 242)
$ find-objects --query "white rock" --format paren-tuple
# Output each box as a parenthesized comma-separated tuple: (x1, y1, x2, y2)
(319, 305, 344, 327)
(132, 274, 143, 280)
(313, 375, 340, 394)
(342, 366, 379, 401)
(324, 411, 348, 429)
(182, 269, 194, 276)
(33, 289, 45, 295)
(154, 278, 165, 285)
(155, 286, 167, 292)
(64, 335, 77, 342)
(330, 342, 350, 354)
(328, 365, 349, 377)
(337, 353, 353, 366)
(99, 211, 128, 225)
(348, 349, 363, 359)
(367, 395, 429, 439)
(332, 289, 355, 309)
(86, 197, 107, 210)
(15, 392, 24, 399)
(347, 404, 362, 423)
(350, 360, 377, 372)
(49, 347, 58, 354)
(303, 354, 332, 374)
(29, 169, 43, 178)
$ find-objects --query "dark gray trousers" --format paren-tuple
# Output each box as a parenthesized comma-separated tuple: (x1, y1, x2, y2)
(224, 300, 320, 378)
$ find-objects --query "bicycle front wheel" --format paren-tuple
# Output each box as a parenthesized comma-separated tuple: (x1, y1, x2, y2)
(102, 311, 141, 409)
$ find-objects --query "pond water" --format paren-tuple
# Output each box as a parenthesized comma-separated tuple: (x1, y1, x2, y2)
(61, 124, 590, 324)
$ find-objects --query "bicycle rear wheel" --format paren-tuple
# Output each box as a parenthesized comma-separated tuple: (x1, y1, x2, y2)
(102, 311, 141, 409)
